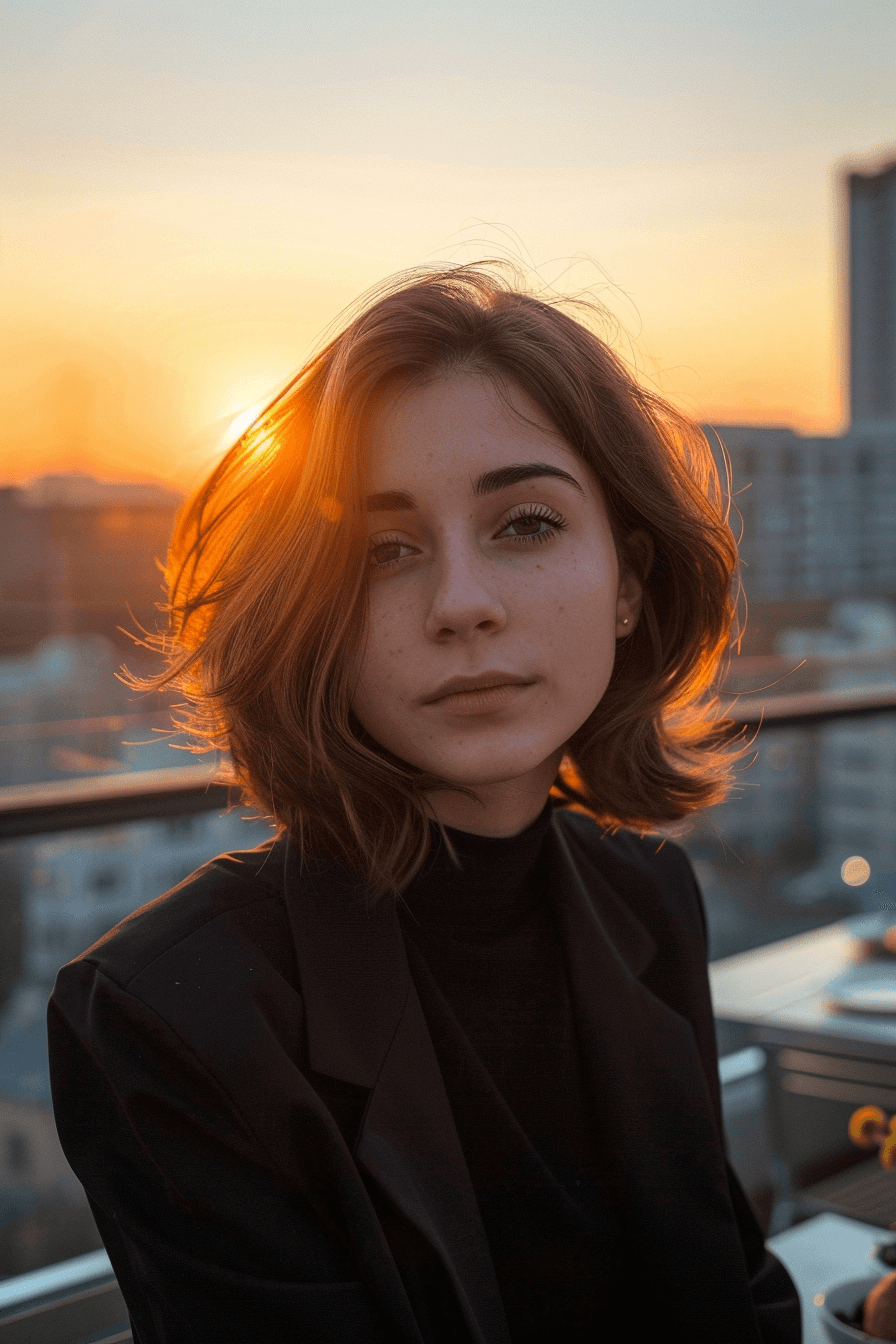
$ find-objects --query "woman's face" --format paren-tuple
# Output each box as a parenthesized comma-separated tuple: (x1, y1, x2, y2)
(351, 372, 643, 830)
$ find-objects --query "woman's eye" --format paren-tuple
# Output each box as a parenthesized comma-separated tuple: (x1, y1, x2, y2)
(368, 539, 414, 568)
(506, 516, 547, 537)
(496, 509, 567, 543)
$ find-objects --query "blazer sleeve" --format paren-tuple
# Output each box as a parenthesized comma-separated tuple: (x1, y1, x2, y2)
(48, 961, 390, 1344)
(615, 835, 801, 1344)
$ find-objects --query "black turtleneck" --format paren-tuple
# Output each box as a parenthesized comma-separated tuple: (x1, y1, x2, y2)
(396, 802, 621, 1343)
(399, 800, 597, 1182)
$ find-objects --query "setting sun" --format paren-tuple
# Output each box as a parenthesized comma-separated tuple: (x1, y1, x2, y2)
(223, 403, 265, 451)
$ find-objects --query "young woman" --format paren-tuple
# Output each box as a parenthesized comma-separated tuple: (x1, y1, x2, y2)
(48, 265, 800, 1344)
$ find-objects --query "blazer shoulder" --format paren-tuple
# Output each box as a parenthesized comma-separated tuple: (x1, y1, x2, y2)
(553, 808, 704, 939)
(59, 834, 289, 993)
(555, 807, 697, 883)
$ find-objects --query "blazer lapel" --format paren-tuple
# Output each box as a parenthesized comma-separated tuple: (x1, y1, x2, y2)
(284, 822, 763, 1344)
(356, 985, 512, 1344)
(283, 838, 510, 1344)
(548, 818, 763, 1343)
(284, 841, 410, 1088)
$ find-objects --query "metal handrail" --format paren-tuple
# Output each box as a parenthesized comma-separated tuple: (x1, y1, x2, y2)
(1, 685, 895, 840)
(0, 1247, 129, 1340)
(0, 711, 173, 743)
(0, 1250, 113, 1314)
(0, 764, 237, 840)
(722, 682, 896, 730)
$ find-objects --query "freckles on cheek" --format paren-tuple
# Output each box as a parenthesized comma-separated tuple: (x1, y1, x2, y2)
(554, 584, 617, 669)
(368, 622, 415, 699)
(368, 637, 403, 686)
(368, 599, 408, 659)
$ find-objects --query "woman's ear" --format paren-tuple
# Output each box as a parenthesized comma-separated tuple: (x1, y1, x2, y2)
(615, 530, 653, 638)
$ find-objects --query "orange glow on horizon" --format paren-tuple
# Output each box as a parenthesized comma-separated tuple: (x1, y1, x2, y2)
(0, 187, 849, 491)
(0, 298, 846, 493)
(6, 3, 894, 490)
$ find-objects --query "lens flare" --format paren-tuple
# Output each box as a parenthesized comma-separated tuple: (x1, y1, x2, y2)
(319, 496, 343, 524)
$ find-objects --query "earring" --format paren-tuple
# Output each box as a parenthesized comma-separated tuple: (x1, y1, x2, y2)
(622, 618, 629, 625)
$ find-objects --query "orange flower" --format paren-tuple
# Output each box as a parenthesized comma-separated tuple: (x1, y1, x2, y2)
(849, 1105, 889, 1148)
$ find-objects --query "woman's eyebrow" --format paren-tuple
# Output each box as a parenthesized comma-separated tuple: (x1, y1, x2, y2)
(365, 462, 585, 513)
(366, 490, 416, 512)
(473, 462, 585, 497)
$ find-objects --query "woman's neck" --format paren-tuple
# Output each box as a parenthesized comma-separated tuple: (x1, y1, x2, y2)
(425, 751, 561, 837)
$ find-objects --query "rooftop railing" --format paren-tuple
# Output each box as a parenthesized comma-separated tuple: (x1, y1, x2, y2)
(0, 764, 235, 841)
(3, 681, 895, 839)
(0, 1249, 128, 1342)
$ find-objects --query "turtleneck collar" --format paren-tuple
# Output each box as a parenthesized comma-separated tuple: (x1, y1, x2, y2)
(398, 797, 556, 935)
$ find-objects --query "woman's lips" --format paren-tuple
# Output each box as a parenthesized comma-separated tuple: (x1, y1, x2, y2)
(425, 681, 536, 715)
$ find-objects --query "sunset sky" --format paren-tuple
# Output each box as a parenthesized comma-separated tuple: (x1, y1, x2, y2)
(3, 0, 896, 489)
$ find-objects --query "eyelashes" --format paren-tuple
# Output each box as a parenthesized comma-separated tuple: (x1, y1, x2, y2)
(367, 537, 415, 569)
(497, 504, 568, 544)
(366, 504, 568, 572)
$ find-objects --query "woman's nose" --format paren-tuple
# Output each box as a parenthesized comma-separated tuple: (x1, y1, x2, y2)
(423, 544, 507, 642)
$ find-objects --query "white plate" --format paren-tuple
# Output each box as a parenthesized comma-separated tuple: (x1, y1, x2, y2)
(826, 968, 896, 1014)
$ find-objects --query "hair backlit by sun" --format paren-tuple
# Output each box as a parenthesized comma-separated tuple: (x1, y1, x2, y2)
(134, 262, 741, 894)
(223, 402, 265, 448)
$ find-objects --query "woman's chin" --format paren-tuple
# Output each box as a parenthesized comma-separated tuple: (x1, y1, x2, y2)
(414, 746, 564, 793)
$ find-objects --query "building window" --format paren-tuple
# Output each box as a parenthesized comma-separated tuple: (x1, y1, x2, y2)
(764, 506, 790, 534)
(166, 817, 198, 840)
(781, 446, 799, 476)
(6, 1133, 29, 1173)
(838, 750, 873, 772)
(837, 788, 876, 810)
(91, 868, 119, 896)
(837, 831, 877, 853)
(855, 446, 875, 475)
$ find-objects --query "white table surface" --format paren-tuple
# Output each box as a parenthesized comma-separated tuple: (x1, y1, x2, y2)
(769, 1213, 892, 1342)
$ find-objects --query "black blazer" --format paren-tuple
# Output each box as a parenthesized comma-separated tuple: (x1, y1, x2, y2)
(48, 810, 800, 1344)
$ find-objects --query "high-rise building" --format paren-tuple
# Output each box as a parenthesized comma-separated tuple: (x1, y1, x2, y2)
(705, 422, 896, 602)
(698, 151, 896, 606)
(849, 157, 896, 424)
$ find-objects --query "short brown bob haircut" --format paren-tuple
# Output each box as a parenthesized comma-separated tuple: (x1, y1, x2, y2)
(142, 263, 739, 894)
